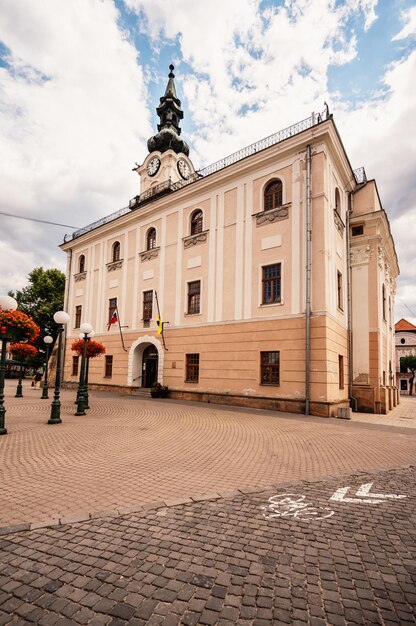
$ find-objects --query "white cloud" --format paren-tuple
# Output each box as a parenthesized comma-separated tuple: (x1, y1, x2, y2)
(0, 0, 152, 293)
(392, 5, 416, 41)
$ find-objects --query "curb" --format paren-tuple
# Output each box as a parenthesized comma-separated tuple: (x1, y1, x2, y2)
(1, 464, 414, 537)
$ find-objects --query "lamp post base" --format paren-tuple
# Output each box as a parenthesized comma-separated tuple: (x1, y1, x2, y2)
(48, 417, 62, 424)
(48, 401, 62, 424)
(41, 384, 49, 400)
(0, 427, 7, 436)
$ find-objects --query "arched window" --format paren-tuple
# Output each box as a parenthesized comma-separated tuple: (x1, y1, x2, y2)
(79, 255, 85, 273)
(264, 179, 283, 211)
(190, 210, 203, 235)
(382, 284, 386, 321)
(112, 241, 121, 262)
(146, 228, 156, 250)
(335, 188, 341, 213)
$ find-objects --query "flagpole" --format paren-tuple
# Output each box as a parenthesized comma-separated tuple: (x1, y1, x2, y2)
(116, 307, 127, 352)
(154, 291, 167, 350)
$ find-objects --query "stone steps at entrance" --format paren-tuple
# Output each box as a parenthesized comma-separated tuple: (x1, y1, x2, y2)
(132, 388, 152, 397)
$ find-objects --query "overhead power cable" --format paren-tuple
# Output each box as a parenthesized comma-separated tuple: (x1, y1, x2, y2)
(398, 297, 416, 318)
(0, 210, 79, 229)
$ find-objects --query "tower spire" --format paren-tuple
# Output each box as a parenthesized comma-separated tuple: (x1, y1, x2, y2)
(147, 65, 190, 156)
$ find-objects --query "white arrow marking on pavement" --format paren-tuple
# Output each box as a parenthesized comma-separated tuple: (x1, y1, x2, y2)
(330, 482, 406, 504)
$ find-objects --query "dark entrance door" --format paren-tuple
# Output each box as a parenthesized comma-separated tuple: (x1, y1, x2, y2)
(142, 345, 158, 388)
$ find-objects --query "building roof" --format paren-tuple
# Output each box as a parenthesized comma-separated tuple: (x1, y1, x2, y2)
(395, 318, 416, 332)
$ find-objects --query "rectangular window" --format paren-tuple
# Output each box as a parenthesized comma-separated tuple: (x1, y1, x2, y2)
(338, 355, 344, 389)
(186, 354, 199, 382)
(187, 280, 201, 315)
(260, 351, 280, 386)
(337, 271, 343, 311)
(400, 379, 408, 391)
(143, 290, 153, 321)
(72, 356, 79, 377)
(104, 355, 113, 378)
(262, 263, 281, 305)
(382, 371, 386, 386)
(352, 225, 364, 236)
(75, 305, 82, 328)
(108, 298, 117, 325)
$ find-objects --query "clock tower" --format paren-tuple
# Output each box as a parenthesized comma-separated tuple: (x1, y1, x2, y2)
(136, 65, 195, 194)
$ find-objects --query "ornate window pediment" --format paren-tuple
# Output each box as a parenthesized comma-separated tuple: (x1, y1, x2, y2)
(74, 271, 87, 282)
(107, 259, 123, 272)
(140, 247, 160, 262)
(253, 203, 290, 226)
(183, 230, 208, 248)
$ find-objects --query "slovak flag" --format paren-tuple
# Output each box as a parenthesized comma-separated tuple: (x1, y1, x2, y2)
(107, 309, 118, 330)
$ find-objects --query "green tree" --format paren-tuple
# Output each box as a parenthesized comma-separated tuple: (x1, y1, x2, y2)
(400, 355, 416, 396)
(9, 267, 65, 363)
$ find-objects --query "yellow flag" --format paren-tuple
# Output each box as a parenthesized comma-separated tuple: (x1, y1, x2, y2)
(156, 315, 163, 334)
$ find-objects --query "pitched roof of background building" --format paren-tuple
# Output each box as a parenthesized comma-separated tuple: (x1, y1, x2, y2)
(395, 318, 416, 332)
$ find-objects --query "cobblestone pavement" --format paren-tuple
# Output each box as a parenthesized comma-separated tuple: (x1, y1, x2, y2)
(0, 466, 414, 625)
(1, 382, 415, 530)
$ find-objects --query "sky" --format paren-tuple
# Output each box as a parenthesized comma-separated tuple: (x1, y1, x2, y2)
(0, 0, 415, 324)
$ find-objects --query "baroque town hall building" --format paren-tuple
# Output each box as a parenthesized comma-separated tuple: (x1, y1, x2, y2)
(61, 66, 399, 416)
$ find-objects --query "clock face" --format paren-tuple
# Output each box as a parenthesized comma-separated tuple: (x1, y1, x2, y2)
(177, 158, 191, 180)
(147, 157, 161, 177)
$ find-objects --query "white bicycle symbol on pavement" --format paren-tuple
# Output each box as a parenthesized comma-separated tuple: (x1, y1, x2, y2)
(261, 493, 335, 521)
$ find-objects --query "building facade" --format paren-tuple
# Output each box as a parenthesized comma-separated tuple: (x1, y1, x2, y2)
(60, 67, 399, 416)
(395, 319, 416, 395)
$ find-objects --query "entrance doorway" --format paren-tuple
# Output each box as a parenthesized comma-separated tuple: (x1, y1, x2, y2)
(142, 345, 158, 388)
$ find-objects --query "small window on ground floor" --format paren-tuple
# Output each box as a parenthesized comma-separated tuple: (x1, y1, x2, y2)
(186, 354, 199, 382)
(72, 356, 79, 377)
(338, 355, 344, 389)
(260, 351, 280, 385)
(105, 355, 113, 378)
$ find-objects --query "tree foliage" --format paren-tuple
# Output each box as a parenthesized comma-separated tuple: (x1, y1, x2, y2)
(401, 355, 416, 396)
(10, 267, 65, 339)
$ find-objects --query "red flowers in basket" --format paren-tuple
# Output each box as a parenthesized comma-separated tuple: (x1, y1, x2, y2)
(71, 339, 106, 359)
(0, 309, 40, 342)
(9, 343, 38, 361)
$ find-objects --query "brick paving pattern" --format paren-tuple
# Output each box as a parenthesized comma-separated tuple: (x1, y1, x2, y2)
(1, 382, 415, 529)
(0, 466, 415, 625)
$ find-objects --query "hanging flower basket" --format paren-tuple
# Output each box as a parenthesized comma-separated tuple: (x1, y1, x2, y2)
(0, 310, 40, 343)
(9, 343, 38, 361)
(71, 339, 106, 359)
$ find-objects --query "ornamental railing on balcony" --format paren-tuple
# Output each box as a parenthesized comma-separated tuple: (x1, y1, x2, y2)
(198, 114, 320, 178)
(70, 107, 367, 241)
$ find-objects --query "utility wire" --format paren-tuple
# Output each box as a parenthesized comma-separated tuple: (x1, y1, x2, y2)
(398, 297, 416, 318)
(0, 210, 79, 229)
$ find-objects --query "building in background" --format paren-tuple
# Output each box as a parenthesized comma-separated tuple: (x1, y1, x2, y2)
(395, 319, 416, 395)
(60, 66, 399, 416)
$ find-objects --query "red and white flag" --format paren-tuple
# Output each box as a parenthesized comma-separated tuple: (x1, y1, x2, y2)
(107, 309, 118, 330)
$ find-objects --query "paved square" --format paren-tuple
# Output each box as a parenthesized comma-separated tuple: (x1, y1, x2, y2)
(0, 382, 415, 624)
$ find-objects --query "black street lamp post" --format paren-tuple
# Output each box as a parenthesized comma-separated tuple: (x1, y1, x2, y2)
(0, 295, 18, 436)
(41, 335, 53, 399)
(48, 311, 69, 425)
(75, 323, 92, 416)
(15, 362, 24, 398)
(85, 352, 90, 410)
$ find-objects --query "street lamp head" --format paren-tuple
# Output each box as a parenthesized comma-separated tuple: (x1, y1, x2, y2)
(80, 322, 93, 335)
(87, 330, 95, 338)
(0, 295, 17, 311)
(44, 335, 53, 344)
(53, 311, 70, 325)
